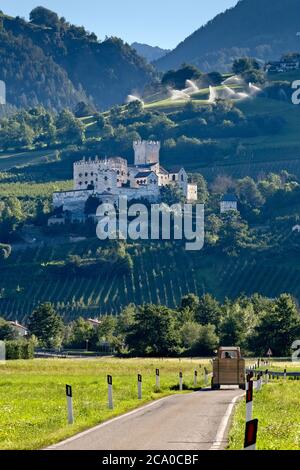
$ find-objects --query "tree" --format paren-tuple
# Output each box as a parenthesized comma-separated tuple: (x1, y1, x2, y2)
(0, 318, 17, 340)
(236, 177, 265, 208)
(180, 294, 199, 313)
(74, 101, 95, 118)
(125, 304, 181, 356)
(252, 294, 300, 356)
(162, 65, 202, 90)
(28, 303, 64, 348)
(192, 324, 219, 355)
(160, 185, 185, 205)
(66, 317, 95, 349)
(232, 57, 260, 75)
(30, 7, 60, 28)
(96, 316, 117, 343)
(180, 321, 202, 350)
(195, 294, 222, 327)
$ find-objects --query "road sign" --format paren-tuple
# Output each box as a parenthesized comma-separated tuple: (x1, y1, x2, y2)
(266, 348, 273, 357)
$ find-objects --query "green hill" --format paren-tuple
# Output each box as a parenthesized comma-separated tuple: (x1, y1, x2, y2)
(0, 9, 154, 110)
(1, 237, 300, 321)
(155, 0, 300, 72)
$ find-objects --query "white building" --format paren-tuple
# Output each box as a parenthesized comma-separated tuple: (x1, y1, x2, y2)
(220, 194, 238, 214)
(52, 141, 198, 220)
(9, 321, 29, 337)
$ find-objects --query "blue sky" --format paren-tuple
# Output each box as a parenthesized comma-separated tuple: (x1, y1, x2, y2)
(0, 0, 238, 49)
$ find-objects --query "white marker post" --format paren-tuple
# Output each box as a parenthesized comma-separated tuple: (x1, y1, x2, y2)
(156, 368, 160, 389)
(179, 371, 183, 391)
(256, 373, 262, 391)
(265, 369, 269, 384)
(194, 370, 198, 387)
(204, 367, 208, 386)
(107, 375, 113, 410)
(246, 376, 253, 423)
(66, 385, 74, 425)
(244, 419, 258, 450)
(138, 374, 142, 400)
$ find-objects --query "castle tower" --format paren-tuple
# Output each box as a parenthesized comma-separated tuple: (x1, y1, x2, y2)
(133, 140, 161, 166)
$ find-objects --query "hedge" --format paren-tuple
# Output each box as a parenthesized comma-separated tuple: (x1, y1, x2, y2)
(5, 339, 35, 360)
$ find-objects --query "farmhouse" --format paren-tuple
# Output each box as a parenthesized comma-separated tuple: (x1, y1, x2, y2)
(265, 60, 300, 73)
(220, 194, 238, 214)
(9, 321, 28, 337)
(52, 140, 198, 222)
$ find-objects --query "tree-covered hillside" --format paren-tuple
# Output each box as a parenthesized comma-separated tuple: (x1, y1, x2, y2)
(0, 8, 155, 110)
(155, 0, 300, 71)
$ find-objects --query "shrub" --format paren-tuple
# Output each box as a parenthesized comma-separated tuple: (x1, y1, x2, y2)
(5, 339, 35, 360)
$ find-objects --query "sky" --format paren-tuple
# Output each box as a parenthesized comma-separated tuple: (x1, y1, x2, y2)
(0, 0, 238, 49)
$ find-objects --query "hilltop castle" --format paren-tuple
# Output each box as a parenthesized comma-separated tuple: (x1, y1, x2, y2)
(52, 141, 197, 222)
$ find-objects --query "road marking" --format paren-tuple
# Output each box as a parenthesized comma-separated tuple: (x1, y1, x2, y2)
(47, 394, 177, 449)
(210, 393, 243, 450)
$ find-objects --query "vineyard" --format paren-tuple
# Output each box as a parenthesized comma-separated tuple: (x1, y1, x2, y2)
(1, 238, 300, 321)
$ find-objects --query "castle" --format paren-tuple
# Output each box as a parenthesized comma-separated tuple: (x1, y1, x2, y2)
(52, 141, 197, 222)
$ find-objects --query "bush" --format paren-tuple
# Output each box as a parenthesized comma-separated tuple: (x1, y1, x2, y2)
(5, 339, 35, 360)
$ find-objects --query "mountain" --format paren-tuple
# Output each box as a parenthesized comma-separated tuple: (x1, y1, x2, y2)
(131, 42, 170, 62)
(155, 0, 300, 72)
(0, 8, 155, 110)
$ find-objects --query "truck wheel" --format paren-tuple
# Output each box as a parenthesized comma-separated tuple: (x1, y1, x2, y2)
(211, 379, 220, 390)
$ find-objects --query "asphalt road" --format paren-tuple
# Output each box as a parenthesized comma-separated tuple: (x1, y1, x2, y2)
(49, 387, 243, 451)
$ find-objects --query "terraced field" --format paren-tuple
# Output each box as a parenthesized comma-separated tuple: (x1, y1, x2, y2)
(1, 239, 300, 321)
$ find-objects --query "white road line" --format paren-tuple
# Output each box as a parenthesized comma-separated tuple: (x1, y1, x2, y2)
(46, 394, 176, 450)
(210, 393, 244, 450)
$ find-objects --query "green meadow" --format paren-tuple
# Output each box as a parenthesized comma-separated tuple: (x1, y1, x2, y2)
(0, 358, 210, 450)
(229, 371, 300, 450)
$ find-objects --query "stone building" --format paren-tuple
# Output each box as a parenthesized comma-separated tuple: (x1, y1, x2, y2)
(220, 194, 238, 214)
(52, 140, 198, 222)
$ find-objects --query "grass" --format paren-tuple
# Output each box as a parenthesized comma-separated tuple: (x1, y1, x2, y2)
(0, 180, 72, 198)
(229, 373, 300, 450)
(0, 357, 210, 450)
(0, 149, 58, 171)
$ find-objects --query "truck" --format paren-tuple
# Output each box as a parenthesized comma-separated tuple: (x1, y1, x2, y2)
(211, 347, 246, 390)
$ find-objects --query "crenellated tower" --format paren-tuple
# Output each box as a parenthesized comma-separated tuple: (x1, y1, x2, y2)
(133, 140, 161, 166)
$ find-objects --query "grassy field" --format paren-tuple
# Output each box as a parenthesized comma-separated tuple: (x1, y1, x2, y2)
(0, 180, 72, 198)
(0, 358, 210, 450)
(229, 363, 300, 451)
(0, 149, 58, 172)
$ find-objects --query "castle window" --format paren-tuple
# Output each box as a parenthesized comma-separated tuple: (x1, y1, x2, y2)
(91, 172, 94, 176)
(181, 174, 184, 181)
(107, 188, 111, 192)
(79, 173, 83, 177)
(85, 173, 88, 177)
(117, 170, 120, 175)
(79, 182, 82, 186)
(85, 181, 88, 185)
(104, 176, 108, 181)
